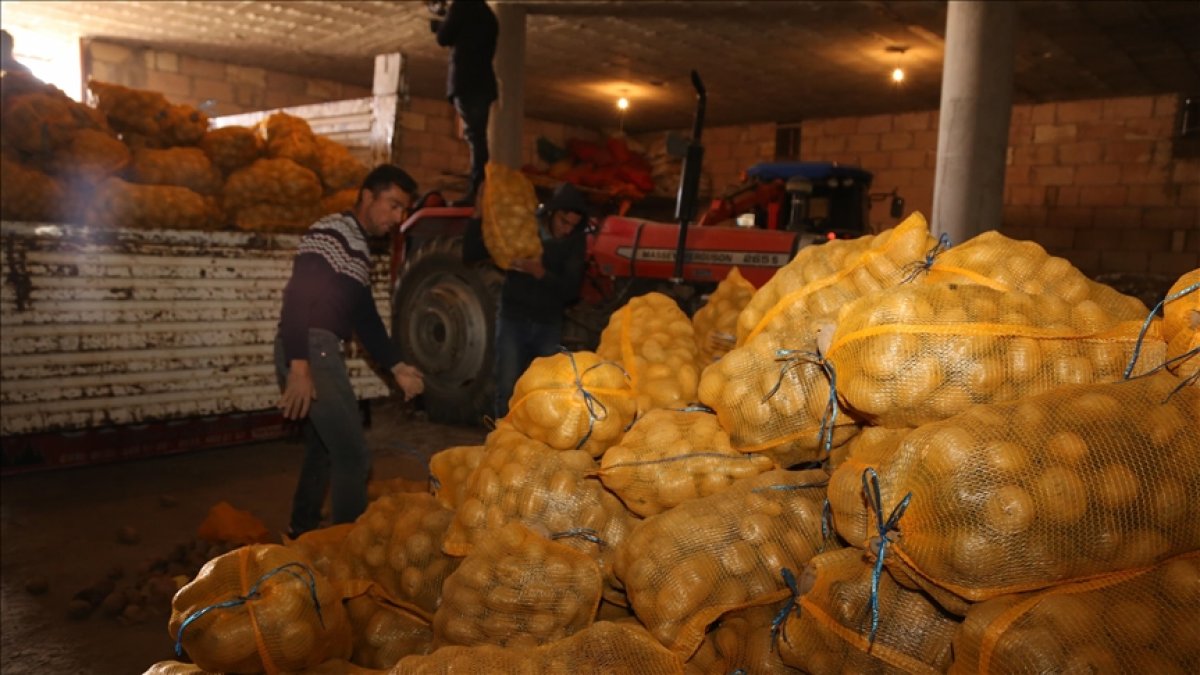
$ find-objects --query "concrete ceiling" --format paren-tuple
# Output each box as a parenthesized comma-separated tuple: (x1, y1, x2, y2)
(2, 0, 1198, 132)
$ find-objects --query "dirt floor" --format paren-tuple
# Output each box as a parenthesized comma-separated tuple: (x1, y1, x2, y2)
(1, 403, 486, 675)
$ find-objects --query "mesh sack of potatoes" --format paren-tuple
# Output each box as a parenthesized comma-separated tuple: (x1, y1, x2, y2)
(433, 521, 603, 649)
(827, 281, 1164, 429)
(480, 162, 543, 270)
(234, 203, 321, 232)
(692, 266, 756, 370)
(200, 126, 264, 175)
(320, 188, 359, 218)
(285, 523, 354, 578)
(0, 156, 68, 221)
(88, 177, 224, 231)
(429, 445, 487, 510)
(128, 146, 222, 195)
(160, 103, 208, 147)
(921, 230, 1150, 321)
(168, 544, 353, 673)
(832, 373, 1200, 614)
(263, 112, 322, 175)
(391, 621, 684, 674)
(597, 292, 700, 412)
(779, 548, 959, 675)
(343, 583, 433, 670)
(87, 81, 208, 147)
(328, 492, 460, 615)
(950, 551, 1200, 675)
(316, 135, 369, 193)
(505, 350, 638, 457)
(1162, 268, 1200, 382)
(441, 423, 633, 603)
(143, 659, 383, 675)
(598, 407, 776, 517)
(366, 475, 429, 501)
(685, 599, 797, 675)
(2, 88, 108, 156)
(827, 427, 913, 549)
(698, 324, 860, 468)
(614, 469, 834, 656)
(223, 157, 322, 211)
(46, 128, 131, 185)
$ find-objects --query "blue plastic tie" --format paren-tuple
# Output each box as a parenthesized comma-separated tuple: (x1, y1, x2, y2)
(671, 404, 717, 414)
(821, 498, 834, 541)
(562, 349, 620, 450)
(763, 349, 841, 454)
(901, 232, 953, 283)
(861, 467, 912, 645)
(751, 480, 830, 494)
(769, 567, 801, 651)
(428, 474, 442, 492)
(174, 562, 324, 658)
(1124, 280, 1200, 379)
(550, 528, 608, 548)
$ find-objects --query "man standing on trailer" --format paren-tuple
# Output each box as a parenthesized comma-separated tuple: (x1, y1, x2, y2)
(276, 164, 425, 538)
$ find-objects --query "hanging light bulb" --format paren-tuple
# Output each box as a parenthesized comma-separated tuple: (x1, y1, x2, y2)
(892, 67, 905, 83)
(617, 97, 629, 111)
(886, 45, 909, 86)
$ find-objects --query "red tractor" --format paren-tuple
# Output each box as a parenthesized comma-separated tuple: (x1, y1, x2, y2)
(389, 73, 901, 424)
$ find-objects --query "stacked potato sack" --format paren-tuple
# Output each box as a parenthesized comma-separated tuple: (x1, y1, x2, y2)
(481, 162, 543, 270)
(88, 81, 207, 148)
(128, 147, 223, 196)
(261, 114, 367, 223)
(613, 469, 832, 656)
(597, 292, 700, 411)
(0, 156, 68, 222)
(685, 600, 797, 675)
(168, 544, 352, 673)
(223, 157, 322, 232)
(950, 552, 1200, 674)
(598, 408, 775, 517)
(1162, 268, 1200, 382)
(287, 524, 353, 578)
(88, 177, 224, 231)
(262, 111, 322, 175)
(692, 266, 756, 370)
(316, 135, 369, 193)
(428, 445, 487, 510)
(343, 590, 433, 670)
(199, 126, 263, 175)
(504, 351, 637, 457)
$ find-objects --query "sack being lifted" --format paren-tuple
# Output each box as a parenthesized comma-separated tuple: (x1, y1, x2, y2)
(481, 162, 542, 270)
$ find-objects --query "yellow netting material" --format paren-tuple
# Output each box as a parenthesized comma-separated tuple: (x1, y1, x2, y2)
(481, 162, 542, 270)
(128, 146, 222, 195)
(827, 427, 913, 549)
(428, 445, 487, 510)
(1163, 269, 1200, 382)
(779, 548, 959, 675)
(262, 112, 322, 176)
(3, 88, 108, 155)
(315, 135, 368, 193)
(685, 600, 796, 675)
(0, 157, 67, 221)
(88, 81, 207, 147)
(88, 178, 224, 231)
(950, 551, 1200, 675)
(168, 544, 352, 674)
(505, 351, 637, 457)
(614, 469, 833, 657)
(597, 292, 699, 412)
(827, 281, 1165, 428)
(834, 373, 1200, 609)
(433, 521, 602, 649)
(692, 267, 756, 369)
(223, 158, 322, 212)
(286, 524, 353, 579)
(598, 408, 775, 517)
(46, 128, 131, 184)
(343, 584, 433, 670)
(200, 126, 263, 175)
(441, 423, 633, 601)
(329, 493, 459, 616)
(391, 621, 685, 674)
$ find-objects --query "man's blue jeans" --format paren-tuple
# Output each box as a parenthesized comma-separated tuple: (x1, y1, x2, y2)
(494, 314, 562, 419)
(274, 329, 370, 535)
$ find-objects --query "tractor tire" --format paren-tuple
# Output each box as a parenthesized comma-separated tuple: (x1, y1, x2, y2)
(393, 237, 502, 425)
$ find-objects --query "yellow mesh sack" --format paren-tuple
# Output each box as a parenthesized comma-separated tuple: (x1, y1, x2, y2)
(223, 158, 322, 211)
(779, 548, 959, 675)
(233, 203, 320, 232)
(201, 126, 263, 175)
(263, 112, 322, 175)
(1163, 269, 1200, 382)
(88, 81, 207, 147)
(686, 600, 797, 675)
(950, 552, 1200, 675)
(698, 326, 859, 468)
(343, 583, 432, 670)
(505, 351, 637, 457)
(286, 524, 353, 579)
(828, 427, 913, 549)
(598, 408, 776, 517)
(128, 146, 222, 195)
(141, 662, 214, 675)
(143, 659, 385, 675)
(315, 135, 368, 193)
(329, 493, 459, 615)
(392, 621, 684, 674)
(366, 475, 429, 501)
(480, 162, 542, 270)
(614, 469, 833, 656)
(839, 373, 1200, 610)
(46, 128, 131, 184)
(428, 445, 487, 510)
(168, 544, 352, 674)
(828, 281, 1165, 428)
(597, 292, 699, 411)
(693, 267, 756, 369)
(442, 425, 633, 602)
(160, 103, 208, 147)
(433, 521, 602, 649)
(320, 188, 359, 218)
(0, 157, 68, 222)
(3, 88, 108, 156)
(88, 177, 224, 231)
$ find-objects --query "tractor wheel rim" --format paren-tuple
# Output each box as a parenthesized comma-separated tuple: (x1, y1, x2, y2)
(407, 272, 488, 387)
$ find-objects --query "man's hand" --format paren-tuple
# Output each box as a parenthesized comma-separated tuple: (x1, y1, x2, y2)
(280, 360, 316, 420)
(512, 257, 546, 279)
(392, 362, 425, 401)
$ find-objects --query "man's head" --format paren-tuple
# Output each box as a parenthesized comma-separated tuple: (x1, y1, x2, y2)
(354, 165, 418, 236)
(542, 182, 588, 239)
(2, 30, 15, 60)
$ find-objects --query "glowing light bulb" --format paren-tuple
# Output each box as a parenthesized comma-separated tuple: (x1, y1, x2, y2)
(617, 97, 629, 111)
(891, 67, 905, 83)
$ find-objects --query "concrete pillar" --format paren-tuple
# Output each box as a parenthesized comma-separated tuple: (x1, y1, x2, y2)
(931, 1, 1017, 243)
(489, 2, 526, 169)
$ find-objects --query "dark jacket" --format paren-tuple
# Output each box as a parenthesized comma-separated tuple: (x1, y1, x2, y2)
(436, 0, 498, 103)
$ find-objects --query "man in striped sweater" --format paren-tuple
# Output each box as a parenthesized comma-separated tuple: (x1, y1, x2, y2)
(275, 164, 425, 537)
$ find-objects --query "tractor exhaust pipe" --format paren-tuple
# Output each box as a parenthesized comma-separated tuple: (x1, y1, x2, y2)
(671, 70, 706, 284)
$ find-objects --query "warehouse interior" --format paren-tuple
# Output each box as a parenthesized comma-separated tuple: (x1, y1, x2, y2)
(1, 1, 1199, 673)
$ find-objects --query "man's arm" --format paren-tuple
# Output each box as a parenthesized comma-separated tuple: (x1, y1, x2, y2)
(352, 285, 424, 400)
(462, 215, 490, 264)
(278, 254, 327, 419)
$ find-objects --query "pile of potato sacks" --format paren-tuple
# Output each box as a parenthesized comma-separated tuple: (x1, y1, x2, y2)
(0, 73, 367, 232)
(149, 214, 1197, 674)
